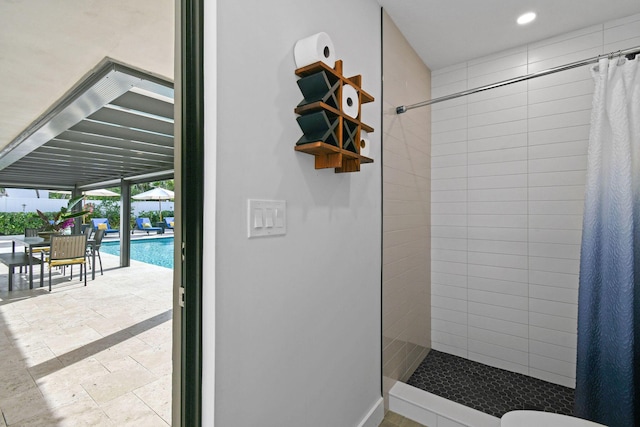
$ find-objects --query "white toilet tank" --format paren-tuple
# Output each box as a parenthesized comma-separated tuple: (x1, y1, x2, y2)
(501, 410, 607, 427)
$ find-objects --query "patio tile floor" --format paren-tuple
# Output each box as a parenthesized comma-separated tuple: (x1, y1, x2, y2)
(0, 242, 172, 426)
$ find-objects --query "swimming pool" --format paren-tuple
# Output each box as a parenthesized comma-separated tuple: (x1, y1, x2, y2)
(101, 237, 174, 268)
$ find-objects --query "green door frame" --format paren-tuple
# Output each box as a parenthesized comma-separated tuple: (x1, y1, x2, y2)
(180, 0, 204, 424)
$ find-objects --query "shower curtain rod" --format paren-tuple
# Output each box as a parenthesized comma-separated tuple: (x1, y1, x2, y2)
(395, 45, 640, 114)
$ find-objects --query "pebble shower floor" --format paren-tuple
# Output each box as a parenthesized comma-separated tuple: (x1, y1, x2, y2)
(407, 350, 575, 418)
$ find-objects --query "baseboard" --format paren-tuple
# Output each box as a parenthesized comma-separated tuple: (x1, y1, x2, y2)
(357, 397, 384, 427)
(389, 382, 500, 427)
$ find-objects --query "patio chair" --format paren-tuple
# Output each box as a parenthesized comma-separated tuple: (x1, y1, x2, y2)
(164, 217, 175, 231)
(46, 234, 87, 291)
(91, 218, 119, 236)
(81, 224, 93, 237)
(135, 217, 163, 235)
(22, 227, 47, 273)
(87, 228, 104, 275)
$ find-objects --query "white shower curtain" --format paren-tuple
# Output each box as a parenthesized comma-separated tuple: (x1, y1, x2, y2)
(575, 55, 639, 427)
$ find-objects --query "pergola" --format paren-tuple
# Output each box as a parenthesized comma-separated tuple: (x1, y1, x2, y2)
(0, 58, 174, 266)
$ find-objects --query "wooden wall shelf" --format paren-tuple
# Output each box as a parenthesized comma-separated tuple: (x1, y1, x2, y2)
(294, 60, 374, 173)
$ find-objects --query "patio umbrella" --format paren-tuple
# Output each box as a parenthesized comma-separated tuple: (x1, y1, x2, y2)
(51, 188, 120, 197)
(83, 188, 120, 197)
(132, 187, 175, 220)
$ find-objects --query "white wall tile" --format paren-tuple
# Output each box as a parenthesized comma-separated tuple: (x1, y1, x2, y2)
(432, 318, 468, 337)
(468, 276, 528, 297)
(432, 260, 468, 275)
(529, 200, 584, 215)
(432, 177, 467, 191)
(432, 306, 468, 325)
(529, 325, 577, 348)
(528, 155, 587, 173)
(467, 227, 527, 242)
(432, 238, 467, 251)
(432, 190, 467, 203)
(468, 301, 528, 323)
(528, 79, 594, 104)
(529, 368, 576, 388)
(529, 228, 582, 244)
(468, 65, 528, 89)
(468, 326, 528, 352)
(529, 298, 578, 319)
(529, 125, 590, 145)
(528, 214, 583, 230)
(468, 289, 528, 310)
(433, 330, 468, 349)
(432, 271, 467, 288)
(468, 313, 528, 338)
(528, 242, 581, 260)
(468, 133, 528, 152)
(529, 170, 587, 187)
(529, 110, 591, 132)
(468, 352, 529, 376)
(529, 256, 580, 274)
(468, 106, 527, 128)
(426, 19, 622, 386)
(468, 161, 528, 177)
(432, 141, 468, 157)
(468, 252, 528, 269)
(432, 129, 467, 145)
(529, 270, 578, 289)
(468, 147, 527, 165)
(468, 92, 527, 116)
(468, 214, 526, 228)
(528, 185, 585, 201)
(467, 120, 527, 140)
(468, 188, 527, 201)
(468, 50, 528, 76)
(528, 94, 592, 118)
(433, 248, 467, 263)
(529, 340, 577, 363)
(529, 312, 577, 334)
(529, 353, 576, 378)
(467, 201, 526, 215)
(468, 174, 527, 190)
(468, 339, 528, 366)
(529, 284, 578, 304)
(433, 283, 468, 300)
(432, 202, 467, 215)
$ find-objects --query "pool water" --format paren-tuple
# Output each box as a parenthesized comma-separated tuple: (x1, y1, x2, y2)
(101, 237, 174, 268)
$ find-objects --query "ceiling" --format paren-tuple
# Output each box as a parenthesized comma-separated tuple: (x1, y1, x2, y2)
(0, 59, 174, 190)
(378, 0, 640, 70)
(0, 0, 174, 191)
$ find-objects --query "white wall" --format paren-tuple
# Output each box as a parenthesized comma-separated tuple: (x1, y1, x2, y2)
(430, 13, 640, 388)
(211, 1, 382, 426)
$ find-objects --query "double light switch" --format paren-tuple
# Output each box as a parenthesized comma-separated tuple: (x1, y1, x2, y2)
(248, 199, 286, 238)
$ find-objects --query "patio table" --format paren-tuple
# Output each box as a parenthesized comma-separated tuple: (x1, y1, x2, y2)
(2, 235, 97, 289)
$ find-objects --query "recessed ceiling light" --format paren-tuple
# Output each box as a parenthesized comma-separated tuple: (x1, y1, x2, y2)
(517, 12, 536, 25)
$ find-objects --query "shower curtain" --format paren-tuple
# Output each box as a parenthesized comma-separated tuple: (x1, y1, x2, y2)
(575, 56, 639, 427)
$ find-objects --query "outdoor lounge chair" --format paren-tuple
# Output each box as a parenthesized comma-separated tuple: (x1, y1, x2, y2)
(164, 217, 174, 231)
(91, 218, 119, 236)
(135, 217, 163, 235)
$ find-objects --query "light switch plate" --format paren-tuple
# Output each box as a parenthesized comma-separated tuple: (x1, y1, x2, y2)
(248, 199, 286, 238)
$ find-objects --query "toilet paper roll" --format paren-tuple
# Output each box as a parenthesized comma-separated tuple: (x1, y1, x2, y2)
(359, 131, 371, 157)
(294, 32, 336, 69)
(342, 84, 359, 118)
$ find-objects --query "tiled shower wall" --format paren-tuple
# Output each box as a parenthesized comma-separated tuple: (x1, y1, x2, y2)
(382, 11, 431, 405)
(430, 13, 640, 388)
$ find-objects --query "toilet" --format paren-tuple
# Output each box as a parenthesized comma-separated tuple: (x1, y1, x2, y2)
(501, 411, 606, 426)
